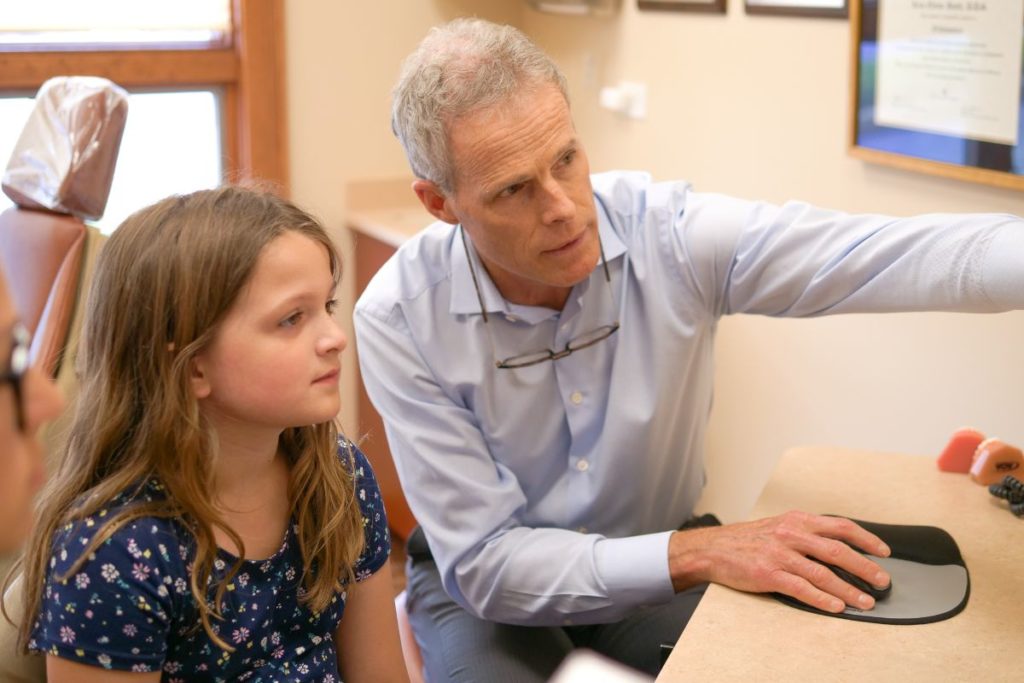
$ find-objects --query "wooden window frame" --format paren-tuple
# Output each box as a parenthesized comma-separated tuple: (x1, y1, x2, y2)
(0, 0, 288, 194)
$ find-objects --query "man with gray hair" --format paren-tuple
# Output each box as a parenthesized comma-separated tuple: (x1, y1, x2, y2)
(355, 17, 1024, 681)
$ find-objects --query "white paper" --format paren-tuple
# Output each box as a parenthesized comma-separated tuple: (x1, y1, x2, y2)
(876, 0, 1024, 145)
(547, 650, 654, 683)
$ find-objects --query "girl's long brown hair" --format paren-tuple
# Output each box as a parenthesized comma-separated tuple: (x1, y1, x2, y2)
(5, 186, 365, 652)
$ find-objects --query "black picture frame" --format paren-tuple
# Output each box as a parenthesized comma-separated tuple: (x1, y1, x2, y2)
(638, 0, 727, 13)
(744, 0, 847, 18)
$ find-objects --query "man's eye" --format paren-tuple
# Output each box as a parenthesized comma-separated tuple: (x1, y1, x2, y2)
(325, 298, 338, 315)
(561, 150, 576, 166)
(498, 183, 524, 199)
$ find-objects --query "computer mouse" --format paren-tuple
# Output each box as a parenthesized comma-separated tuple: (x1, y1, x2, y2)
(815, 559, 892, 603)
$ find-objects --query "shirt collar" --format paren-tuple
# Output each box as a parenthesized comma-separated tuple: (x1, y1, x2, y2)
(449, 199, 627, 317)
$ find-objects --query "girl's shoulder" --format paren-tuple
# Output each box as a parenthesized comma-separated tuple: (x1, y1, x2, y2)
(50, 480, 192, 580)
(31, 480, 193, 671)
(337, 438, 380, 489)
(337, 439, 391, 581)
(336, 436, 369, 468)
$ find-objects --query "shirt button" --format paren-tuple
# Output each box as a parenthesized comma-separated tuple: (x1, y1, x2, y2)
(505, 314, 518, 322)
(576, 459, 589, 472)
(564, 618, 573, 626)
(577, 526, 588, 534)
(570, 391, 583, 405)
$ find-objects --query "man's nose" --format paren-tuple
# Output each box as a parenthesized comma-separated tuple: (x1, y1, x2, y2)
(539, 178, 576, 225)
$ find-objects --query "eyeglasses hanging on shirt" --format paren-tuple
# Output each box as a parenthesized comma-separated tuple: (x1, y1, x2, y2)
(460, 226, 620, 369)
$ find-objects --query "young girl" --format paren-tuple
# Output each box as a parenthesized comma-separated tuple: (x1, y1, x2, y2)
(11, 187, 409, 681)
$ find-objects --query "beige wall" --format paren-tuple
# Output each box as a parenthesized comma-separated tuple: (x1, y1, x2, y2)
(286, 1, 1024, 522)
(284, 0, 521, 436)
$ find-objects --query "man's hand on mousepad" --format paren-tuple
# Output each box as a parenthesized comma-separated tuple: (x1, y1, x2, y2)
(771, 517, 970, 624)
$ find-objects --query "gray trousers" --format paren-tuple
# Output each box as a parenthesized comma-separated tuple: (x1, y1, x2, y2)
(405, 558, 707, 683)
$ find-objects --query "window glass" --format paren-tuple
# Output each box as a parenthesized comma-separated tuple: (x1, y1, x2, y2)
(0, 0, 231, 48)
(0, 90, 223, 233)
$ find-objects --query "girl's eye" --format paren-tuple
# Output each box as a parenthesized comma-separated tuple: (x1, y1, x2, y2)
(280, 311, 303, 328)
(325, 298, 338, 315)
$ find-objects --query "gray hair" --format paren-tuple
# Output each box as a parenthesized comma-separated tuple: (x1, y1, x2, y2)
(391, 18, 569, 194)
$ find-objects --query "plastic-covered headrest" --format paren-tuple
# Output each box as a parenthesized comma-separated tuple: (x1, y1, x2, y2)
(2, 76, 128, 221)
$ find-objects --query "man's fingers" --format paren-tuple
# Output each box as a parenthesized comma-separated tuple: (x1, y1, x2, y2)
(801, 522, 892, 590)
(792, 555, 878, 611)
(772, 569, 845, 613)
(814, 515, 891, 558)
(767, 513, 891, 609)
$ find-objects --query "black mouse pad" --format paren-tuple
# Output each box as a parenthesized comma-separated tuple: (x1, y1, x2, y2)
(772, 518, 970, 624)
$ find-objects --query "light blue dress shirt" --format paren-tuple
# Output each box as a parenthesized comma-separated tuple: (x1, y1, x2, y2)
(354, 171, 1023, 626)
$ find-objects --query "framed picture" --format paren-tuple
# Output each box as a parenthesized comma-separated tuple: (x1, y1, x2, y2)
(849, 0, 1024, 191)
(744, 0, 847, 18)
(638, 0, 726, 13)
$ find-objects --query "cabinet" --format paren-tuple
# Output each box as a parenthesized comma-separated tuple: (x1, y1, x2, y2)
(348, 193, 433, 542)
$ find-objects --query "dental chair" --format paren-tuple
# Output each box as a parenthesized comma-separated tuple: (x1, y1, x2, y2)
(0, 75, 127, 683)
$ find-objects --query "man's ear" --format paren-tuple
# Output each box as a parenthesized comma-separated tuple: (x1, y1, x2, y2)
(412, 179, 459, 224)
(189, 356, 212, 400)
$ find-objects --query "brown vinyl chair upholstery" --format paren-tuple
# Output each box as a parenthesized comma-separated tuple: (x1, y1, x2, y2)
(0, 208, 87, 380)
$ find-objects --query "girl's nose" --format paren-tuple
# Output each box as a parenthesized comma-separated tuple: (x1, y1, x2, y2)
(320, 314, 348, 355)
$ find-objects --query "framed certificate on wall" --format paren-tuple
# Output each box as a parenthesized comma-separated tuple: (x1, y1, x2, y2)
(849, 0, 1024, 190)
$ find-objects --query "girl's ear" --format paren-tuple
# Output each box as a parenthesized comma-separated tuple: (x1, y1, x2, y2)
(190, 355, 212, 399)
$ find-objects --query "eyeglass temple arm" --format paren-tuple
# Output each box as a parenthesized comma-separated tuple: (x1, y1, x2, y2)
(460, 226, 490, 324)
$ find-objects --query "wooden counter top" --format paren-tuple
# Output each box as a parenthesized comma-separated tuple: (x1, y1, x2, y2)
(347, 206, 434, 249)
(345, 178, 433, 249)
(658, 447, 1022, 682)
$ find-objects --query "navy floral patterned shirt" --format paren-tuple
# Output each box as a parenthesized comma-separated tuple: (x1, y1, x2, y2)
(30, 443, 390, 681)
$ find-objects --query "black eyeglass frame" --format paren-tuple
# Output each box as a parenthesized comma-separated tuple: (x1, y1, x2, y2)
(2, 322, 30, 431)
(460, 227, 621, 370)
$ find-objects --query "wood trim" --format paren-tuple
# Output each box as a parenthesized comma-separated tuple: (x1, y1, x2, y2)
(0, 49, 238, 90)
(232, 0, 288, 193)
(223, 83, 241, 184)
(847, 0, 860, 152)
(848, 146, 1024, 193)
